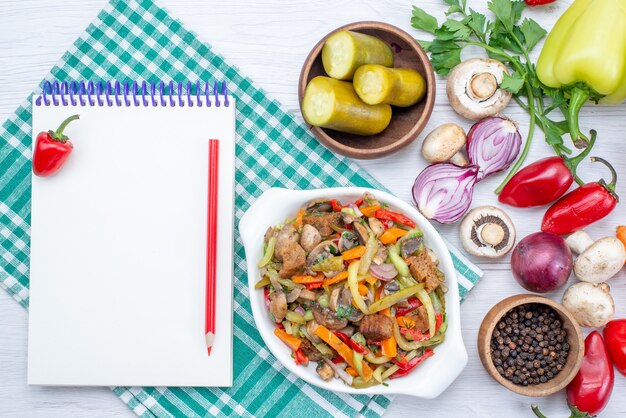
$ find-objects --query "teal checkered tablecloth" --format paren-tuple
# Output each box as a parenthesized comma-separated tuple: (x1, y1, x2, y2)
(0, 0, 483, 416)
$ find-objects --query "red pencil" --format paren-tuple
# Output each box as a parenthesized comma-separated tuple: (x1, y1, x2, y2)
(205, 139, 219, 356)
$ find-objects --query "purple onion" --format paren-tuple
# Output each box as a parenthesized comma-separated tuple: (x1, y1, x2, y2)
(511, 232, 572, 293)
(412, 163, 479, 224)
(369, 263, 398, 281)
(294, 306, 306, 316)
(467, 116, 522, 181)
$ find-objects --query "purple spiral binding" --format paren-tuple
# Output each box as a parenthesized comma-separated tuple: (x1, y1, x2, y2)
(35, 80, 230, 108)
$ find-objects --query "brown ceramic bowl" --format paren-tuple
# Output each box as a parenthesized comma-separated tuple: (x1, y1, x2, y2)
(298, 21, 436, 159)
(477, 294, 584, 397)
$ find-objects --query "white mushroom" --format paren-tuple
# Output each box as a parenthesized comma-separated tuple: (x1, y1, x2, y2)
(421, 123, 469, 166)
(446, 58, 513, 120)
(300, 224, 322, 252)
(565, 231, 626, 283)
(460, 206, 515, 258)
(563, 282, 614, 328)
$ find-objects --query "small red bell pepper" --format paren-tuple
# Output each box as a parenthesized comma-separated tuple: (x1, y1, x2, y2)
(389, 349, 434, 378)
(395, 297, 423, 317)
(32, 114, 80, 177)
(329, 199, 343, 212)
(604, 319, 626, 377)
(566, 331, 614, 416)
(375, 209, 416, 228)
(498, 157, 574, 207)
(499, 132, 596, 207)
(542, 157, 618, 235)
(524, 0, 556, 6)
(294, 349, 309, 366)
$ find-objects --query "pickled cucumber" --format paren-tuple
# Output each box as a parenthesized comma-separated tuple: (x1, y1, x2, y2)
(302, 76, 392, 136)
(353, 65, 426, 107)
(322, 30, 394, 80)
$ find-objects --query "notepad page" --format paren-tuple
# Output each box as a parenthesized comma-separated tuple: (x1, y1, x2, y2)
(28, 101, 234, 387)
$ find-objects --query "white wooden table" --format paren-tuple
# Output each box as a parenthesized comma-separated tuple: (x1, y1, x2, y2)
(1, 0, 625, 417)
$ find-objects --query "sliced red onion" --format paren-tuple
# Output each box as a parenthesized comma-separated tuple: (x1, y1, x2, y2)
(294, 306, 306, 316)
(412, 163, 479, 224)
(324, 358, 353, 385)
(348, 203, 363, 217)
(467, 116, 522, 181)
(369, 263, 398, 281)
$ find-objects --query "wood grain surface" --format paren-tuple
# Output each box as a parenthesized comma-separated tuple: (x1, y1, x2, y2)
(1, 0, 625, 417)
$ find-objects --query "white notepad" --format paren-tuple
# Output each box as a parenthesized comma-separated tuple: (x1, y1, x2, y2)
(28, 82, 234, 387)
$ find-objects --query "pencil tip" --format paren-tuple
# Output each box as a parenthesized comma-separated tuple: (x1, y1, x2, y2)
(207, 347, 212, 356)
(205, 331, 215, 356)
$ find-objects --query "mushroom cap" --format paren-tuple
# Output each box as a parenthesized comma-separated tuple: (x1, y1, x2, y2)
(563, 282, 614, 328)
(446, 58, 512, 120)
(460, 205, 515, 258)
(574, 236, 626, 283)
(421, 123, 467, 163)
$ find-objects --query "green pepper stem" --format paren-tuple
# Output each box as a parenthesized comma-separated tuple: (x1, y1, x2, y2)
(591, 156, 618, 197)
(530, 405, 548, 418)
(51, 114, 80, 141)
(567, 88, 590, 149)
(563, 130, 597, 186)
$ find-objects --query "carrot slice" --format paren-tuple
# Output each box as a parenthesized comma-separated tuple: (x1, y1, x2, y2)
(379, 227, 408, 245)
(358, 283, 369, 296)
(380, 307, 397, 358)
(342, 245, 366, 260)
(293, 209, 305, 230)
(322, 271, 348, 286)
(345, 367, 359, 377)
(292, 275, 323, 284)
(359, 205, 381, 217)
(314, 325, 373, 381)
(274, 328, 302, 351)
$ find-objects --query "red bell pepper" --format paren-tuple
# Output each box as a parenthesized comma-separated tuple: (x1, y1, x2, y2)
(349, 339, 369, 355)
(375, 209, 416, 228)
(354, 198, 364, 207)
(305, 282, 324, 290)
(395, 297, 423, 317)
(389, 349, 434, 378)
(334, 331, 350, 346)
(566, 331, 614, 416)
(604, 319, 626, 377)
(32, 114, 80, 177)
(331, 356, 343, 364)
(542, 158, 618, 235)
(294, 349, 309, 366)
(329, 199, 343, 212)
(264, 287, 271, 311)
(524, 0, 556, 6)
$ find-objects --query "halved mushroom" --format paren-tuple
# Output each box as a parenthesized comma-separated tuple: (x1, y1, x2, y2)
(300, 224, 322, 252)
(353, 222, 369, 245)
(460, 206, 515, 258)
(368, 217, 385, 238)
(306, 198, 333, 213)
(565, 231, 626, 283)
(269, 290, 288, 323)
(306, 240, 337, 267)
(447, 58, 512, 120)
(421, 123, 468, 166)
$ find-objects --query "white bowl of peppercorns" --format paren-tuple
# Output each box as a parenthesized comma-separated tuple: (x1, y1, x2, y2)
(477, 295, 585, 397)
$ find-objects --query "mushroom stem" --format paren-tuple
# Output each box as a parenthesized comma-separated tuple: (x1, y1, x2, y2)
(481, 223, 505, 246)
(468, 72, 498, 101)
(566, 231, 594, 255)
(449, 152, 468, 166)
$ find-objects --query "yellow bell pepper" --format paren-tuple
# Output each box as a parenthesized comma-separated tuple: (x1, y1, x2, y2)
(537, 0, 626, 148)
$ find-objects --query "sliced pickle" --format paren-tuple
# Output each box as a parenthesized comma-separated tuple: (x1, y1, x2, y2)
(354, 65, 426, 107)
(322, 30, 393, 80)
(302, 76, 392, 136)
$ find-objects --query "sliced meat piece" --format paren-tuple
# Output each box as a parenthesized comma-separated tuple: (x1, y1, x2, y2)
(407, 248, 444, 293)
(300, 339, 324, 362)
(359, 314, 393, 341)
(310, 301, 348, 331)
(303, 212, 343, 237)
(275, 224, 300, 262)
(409, 305, 430, 333)
(278, 241, 306, 278)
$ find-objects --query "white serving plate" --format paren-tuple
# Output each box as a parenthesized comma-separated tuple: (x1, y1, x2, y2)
(239, 187, 467, 397)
